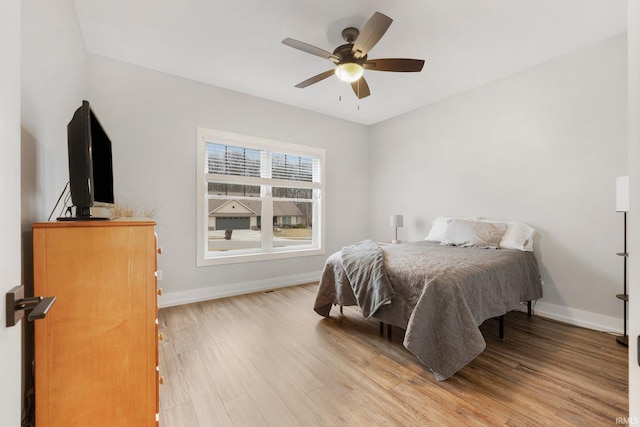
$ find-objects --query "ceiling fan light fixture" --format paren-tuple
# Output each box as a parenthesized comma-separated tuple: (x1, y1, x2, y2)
(335, 63, 363, 83)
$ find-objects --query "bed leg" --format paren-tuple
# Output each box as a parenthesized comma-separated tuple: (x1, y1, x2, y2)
(527, 301, 532, 317)
(340, 305, 343, 315)
(498, 315, 504, 340)
(387, 324, 392, 339)
(379, 322, 384, 334)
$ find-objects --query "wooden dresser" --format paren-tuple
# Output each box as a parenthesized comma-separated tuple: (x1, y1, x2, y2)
(33, 220, 160, 426)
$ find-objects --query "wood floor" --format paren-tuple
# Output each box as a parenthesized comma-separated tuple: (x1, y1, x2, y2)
(158, 283, 628, 426)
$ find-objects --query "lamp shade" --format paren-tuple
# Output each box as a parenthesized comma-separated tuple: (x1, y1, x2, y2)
(335, 63, 364, 83)
(390, 214, 404, 228)
(616, 176, 629, 212)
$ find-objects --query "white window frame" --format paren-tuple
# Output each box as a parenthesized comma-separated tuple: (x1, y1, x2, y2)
(196, 127, 325, 266)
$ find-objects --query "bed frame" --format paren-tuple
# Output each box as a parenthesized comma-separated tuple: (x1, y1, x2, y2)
(339, 300, 533, 340)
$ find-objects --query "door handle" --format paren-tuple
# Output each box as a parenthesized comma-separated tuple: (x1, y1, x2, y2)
(5, 285, 56, 327)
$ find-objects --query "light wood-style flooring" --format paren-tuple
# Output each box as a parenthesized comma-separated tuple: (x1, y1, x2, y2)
(158, 282, 628, 426)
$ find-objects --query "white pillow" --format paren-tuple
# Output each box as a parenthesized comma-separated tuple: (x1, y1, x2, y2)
(425, 217, 459, 242)
(440, 219, 507, 249)
(478, 219, 535, 251)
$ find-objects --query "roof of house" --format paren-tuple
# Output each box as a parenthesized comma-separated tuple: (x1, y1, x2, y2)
(208, 199, 304, 217)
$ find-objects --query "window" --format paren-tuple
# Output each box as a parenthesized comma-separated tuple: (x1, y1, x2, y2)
(197, 128, 325, 265)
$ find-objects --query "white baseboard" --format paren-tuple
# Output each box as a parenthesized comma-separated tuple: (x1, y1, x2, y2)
(158, 271, 323, 308)
(519, 300, 623, 334)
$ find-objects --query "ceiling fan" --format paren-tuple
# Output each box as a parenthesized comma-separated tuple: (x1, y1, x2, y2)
(282, 11, 425, 99)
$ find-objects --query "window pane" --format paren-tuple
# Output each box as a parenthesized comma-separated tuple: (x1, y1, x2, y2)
(272, 187, 312, 199)
(207, 143, 260, 177)
(207, 199, 262, 252)
(272, 153, 313, 182)
(208, 182, 260, 197)
(273, 200, 312, 248)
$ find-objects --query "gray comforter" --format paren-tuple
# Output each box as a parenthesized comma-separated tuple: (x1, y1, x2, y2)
(314, 240, 542, 380)
(341, 240, 395, 319)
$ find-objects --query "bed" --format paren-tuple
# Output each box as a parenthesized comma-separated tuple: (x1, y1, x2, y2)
(313, 218, 543, 381)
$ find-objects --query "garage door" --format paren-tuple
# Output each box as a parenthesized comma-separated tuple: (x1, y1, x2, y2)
(216, 217, 250, 230)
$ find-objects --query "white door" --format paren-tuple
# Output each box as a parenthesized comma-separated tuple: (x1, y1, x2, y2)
(0, 0, 23, 425)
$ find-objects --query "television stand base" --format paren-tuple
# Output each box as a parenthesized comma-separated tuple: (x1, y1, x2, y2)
(56, 216, 111, 221)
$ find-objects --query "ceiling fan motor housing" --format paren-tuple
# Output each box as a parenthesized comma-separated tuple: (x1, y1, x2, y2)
(333, 43, 367, 65)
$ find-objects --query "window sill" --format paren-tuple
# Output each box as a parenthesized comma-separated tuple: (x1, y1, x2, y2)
(197, 246, 325, 266)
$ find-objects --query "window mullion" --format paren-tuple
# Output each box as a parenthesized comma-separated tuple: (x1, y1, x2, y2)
(261, 150, 273, 250)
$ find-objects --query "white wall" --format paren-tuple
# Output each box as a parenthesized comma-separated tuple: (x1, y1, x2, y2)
(21, 0, 87, 223)
(85, 55, 370, 304)
(19, 0, 88, 423)
(0, 0, 23, 425)
(369, 34, 628, 331)
(627, 0, 639, 418)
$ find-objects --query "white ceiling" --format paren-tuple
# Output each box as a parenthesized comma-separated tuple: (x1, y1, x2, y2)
(73, 0, 627, 125)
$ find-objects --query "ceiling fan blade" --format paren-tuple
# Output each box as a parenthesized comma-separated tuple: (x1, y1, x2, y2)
(282, 38, 339, 61)
(352, 12, 393, 59)
(364, 58, 425, 72)
(295, 69, 336, 88)
(351, 77, 371, 99)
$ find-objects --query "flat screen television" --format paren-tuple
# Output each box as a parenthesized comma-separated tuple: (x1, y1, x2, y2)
(62, 100, 114, 220)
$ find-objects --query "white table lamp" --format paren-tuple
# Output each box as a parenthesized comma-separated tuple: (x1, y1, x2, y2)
(616, 176, 629, 212)
(390, 214, 403, 244)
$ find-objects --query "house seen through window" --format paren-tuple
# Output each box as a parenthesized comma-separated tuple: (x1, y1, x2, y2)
(197, 128, 325, 265)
